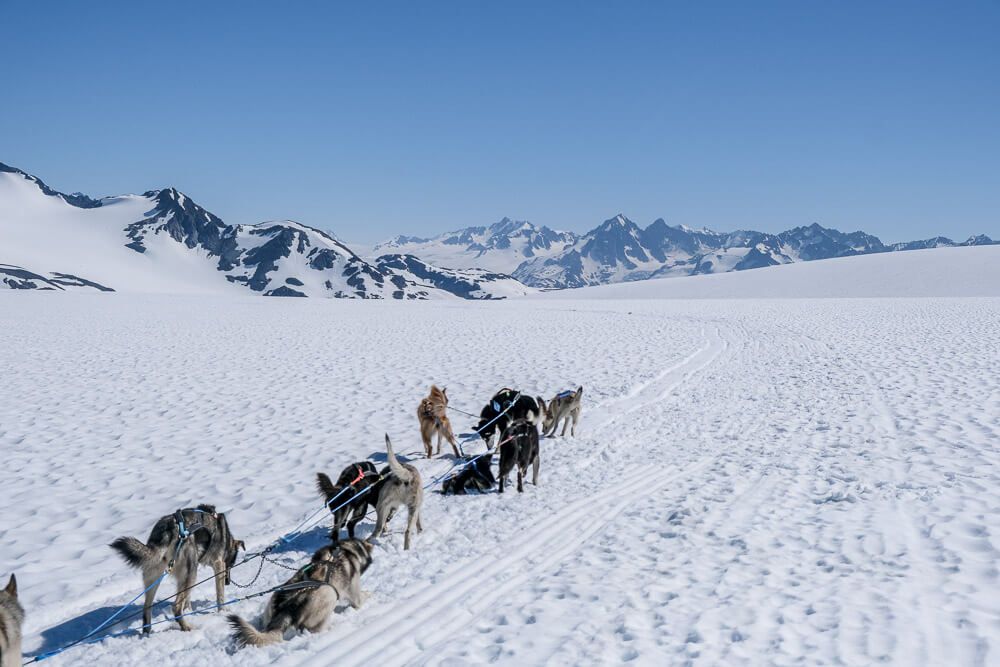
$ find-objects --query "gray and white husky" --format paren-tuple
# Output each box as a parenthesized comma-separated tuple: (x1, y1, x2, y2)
(228, 539, 374, 648)
(368, 435, 424, 550)
(110, 504, 244, 633)
(0, 575, 24, 667)
(539, 386, 584, 437)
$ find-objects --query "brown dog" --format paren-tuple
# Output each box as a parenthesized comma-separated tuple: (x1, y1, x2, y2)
(417, 385, 459, 457)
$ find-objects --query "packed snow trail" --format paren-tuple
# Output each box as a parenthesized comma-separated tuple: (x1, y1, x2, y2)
(2, 295, 999, 666)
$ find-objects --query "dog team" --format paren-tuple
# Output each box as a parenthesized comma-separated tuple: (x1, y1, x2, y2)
(0, 385, 583, 662)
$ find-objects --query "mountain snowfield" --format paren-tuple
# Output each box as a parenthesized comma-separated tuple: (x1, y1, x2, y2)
(0, 163, 530, 300)
(3, 244, 999, 666)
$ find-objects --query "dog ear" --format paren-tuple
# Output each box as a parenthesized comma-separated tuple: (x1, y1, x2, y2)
(4, 574, 16, 598)
(236, 540, 246, 552)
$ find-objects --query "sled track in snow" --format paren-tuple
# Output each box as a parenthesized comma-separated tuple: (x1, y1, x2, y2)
(298, 324, 730, 666)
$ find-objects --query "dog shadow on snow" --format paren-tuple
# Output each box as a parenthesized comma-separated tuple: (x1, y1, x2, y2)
(28, 597, 224, 658)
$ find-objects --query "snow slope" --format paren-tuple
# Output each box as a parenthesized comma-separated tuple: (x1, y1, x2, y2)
(542, 245, 1000, 299)
(0, 163, 527, 300)
(2, 246, 999, 666)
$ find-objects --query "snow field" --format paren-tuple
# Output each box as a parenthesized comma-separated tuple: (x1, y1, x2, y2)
(2, 293, 998, 665)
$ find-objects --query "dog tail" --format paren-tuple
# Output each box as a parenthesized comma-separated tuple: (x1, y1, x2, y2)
(109, 536, 154, 569)
(384, 434, 412, 483)
(316, 472, 339, 499)
(228, 614, 284, 648)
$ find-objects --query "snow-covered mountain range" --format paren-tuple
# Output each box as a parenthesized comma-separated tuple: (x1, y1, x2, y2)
(3, 160, 995, 296)
(0, 162, 531, 299)
(380, 214, 996, 289)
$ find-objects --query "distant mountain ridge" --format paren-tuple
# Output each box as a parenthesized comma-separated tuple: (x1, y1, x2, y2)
(2, 160, 994, 295)
(379, 212, 996, 289)
(0, 161, 531, 299)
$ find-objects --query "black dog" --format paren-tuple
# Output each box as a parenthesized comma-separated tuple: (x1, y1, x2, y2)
(497, 419, 540, 494)
(316, 462, 385, 542)
(441, 453, 496, 495)
(476, 388, 541, 447)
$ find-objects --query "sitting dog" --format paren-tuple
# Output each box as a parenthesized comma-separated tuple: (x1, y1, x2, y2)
(476, 388, 541, 448)
(497, 419, 540, 493)
(228, 539, 374, 648)
(539, 386, 584, 437)
(368, 435, 424, 550)
(418, 385, 459, 458)
(110, 505, 244, 633)
(317, 461, 385, 542)
(0, 575, 23, 667)
(441, 453, 496, 495)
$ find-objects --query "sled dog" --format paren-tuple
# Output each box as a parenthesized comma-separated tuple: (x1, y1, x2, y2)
(317, 461, 385, 542)
(368, 435, 424, 550)
(228, 539, 373, 648)
(539, 386, 584, 437)
(418, 385, 460, 458)
(497, 419, 540, 494)
(441, 453, 496, 495)
(0, 575, 23, 667)
(476, 388, 541, 447)
(110, 505, 244, 633)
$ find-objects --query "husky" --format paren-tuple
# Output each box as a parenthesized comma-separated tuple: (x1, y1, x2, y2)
(316, 461, 385, 542)
(110, 505, 244, 633)
(368, 435, 424, 550)
(441, 453, 496, 495)
(497, 419, 540, 494)
(539, 386, 584, 437)
(476, 388, 541, 448)
(228, 539, 373, 648)
(417, 385, 460, 458)
(0, 575, 23, 667)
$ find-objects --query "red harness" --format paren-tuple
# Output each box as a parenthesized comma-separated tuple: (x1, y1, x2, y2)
(350, 465, 367, 486)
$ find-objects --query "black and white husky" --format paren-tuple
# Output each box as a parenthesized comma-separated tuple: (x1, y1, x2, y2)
(228, 539, 374, 648)
(368, 435, 424, 550)
(476, 388, 541, 448)
(497, 419, 540, 494)
(109, 505, 244, 633)
(0, 575, 23, 667)
(441, 453, 496, 495)
(539, 386, 584, 437)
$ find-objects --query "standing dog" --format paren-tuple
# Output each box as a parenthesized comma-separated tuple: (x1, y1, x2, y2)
(110, 505, 244, 633)
(228, 539, 374, 648)
(368, 435, 424, 550)
(476, 388, 541, 448)
(417, 385, 459, 458)
(497, 419, 540, 494)
(317, 461, 385, 542)
(0, 575, 23, 667)
(539, 386, 584, 437)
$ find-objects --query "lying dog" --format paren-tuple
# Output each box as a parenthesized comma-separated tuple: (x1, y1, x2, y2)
(497, 419, 540, 493)
(0, 575, 23, 667)
(228, 539, 373, 648)
(539, 386, 584, 437)
(418, 385, 460, 458)
(317, 461, 385, 542)
(476, 388, 541, 448)
(368, 435, 424, 550)
(110, 505, 244, 633)
(441, 453, 496, 495)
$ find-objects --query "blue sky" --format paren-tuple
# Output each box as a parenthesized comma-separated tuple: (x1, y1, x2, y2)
(2, 1, 997, 243)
